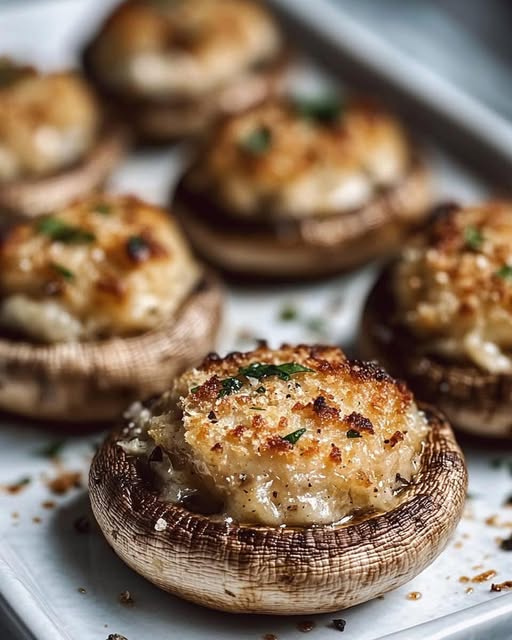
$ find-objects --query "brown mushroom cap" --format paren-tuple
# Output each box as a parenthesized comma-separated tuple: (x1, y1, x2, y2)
(0, 273, 222, 423)
(0, 123, 127, 219)
(90, 404, 466, 614)
(361, 266, 512, 439)
(173, 156, 431, 281)
(82, 44, 289, 144)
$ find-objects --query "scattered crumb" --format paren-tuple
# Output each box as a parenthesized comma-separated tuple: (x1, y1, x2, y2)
(297, 621, 315, 633)
(466, 587, 474, 594)
(47, 471, 81, 495)
(491, 581, 512, 592)
(78, 587, 87, 594)
(119, 591, 134, 606)
(42, 501, 56, 510)
(106, 635, 128, 640)
(263, 635, 277, 640)
(472, 564, 483, 571)
(154, 518, 167, 532)
(332, 619, 346, 632)
(472, 570, 497, 583)
(454, 541, 463, 549)
(377, 595, 385, 600)
(500, 534, 512, 551)
(2, 476, 31, 494)
(407, 592, 422, 601)
(32, 517, 42, 524)
(11, 512, 19, 520)
(459, 576, 470, 583)
(74, 516, 91, 534)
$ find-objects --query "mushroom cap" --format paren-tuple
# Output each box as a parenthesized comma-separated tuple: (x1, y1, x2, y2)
(0, 123, 127, 218)
(0, 273, 222, 422)
(361, 266, 512, 438)
(173, 156, 430, 281)
(89, 404, 466, 614)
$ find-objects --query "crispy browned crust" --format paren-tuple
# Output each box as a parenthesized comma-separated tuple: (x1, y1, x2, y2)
(82, 42, 291, 144)
(0, 124, 128, 219)
(0, 273, 222, 423)
(172, 157, 432, 281)
(89, 404, 466, 614)
(361, 266, 512, 439)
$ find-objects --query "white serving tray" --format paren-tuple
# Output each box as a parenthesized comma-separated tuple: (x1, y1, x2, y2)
(0, 2, 511, 639)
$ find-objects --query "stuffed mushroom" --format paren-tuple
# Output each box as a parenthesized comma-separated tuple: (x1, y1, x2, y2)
(173, 97, 432, 280)
(0, 58, 126, 218)
(90, 344, 466, 614)
(0, 194, 222, 422)
(361, 200, 512, 438)
(82, 0, 288, 143)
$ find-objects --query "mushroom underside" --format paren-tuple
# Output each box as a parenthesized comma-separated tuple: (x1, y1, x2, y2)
(361, 268, 512, 438)
(0, 124, 127, 219)
(173, 159, 431, 281)
(89, 406, 467, 614)
(0, 273, 222, 423)
(82, 48, 290, 143)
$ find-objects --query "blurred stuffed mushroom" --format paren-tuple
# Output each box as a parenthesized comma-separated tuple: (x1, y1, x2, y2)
(0, 194, 222, 422)
(173, 96, 432, 280)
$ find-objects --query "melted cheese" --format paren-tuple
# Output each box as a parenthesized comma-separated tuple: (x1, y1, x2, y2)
(128, 345, 429, 527)
(185, 99, 411, 218)
(394, 201, 512, 373)
(0, 61, 100, 181)
(0, 195, 200, 342)
(88, 0, 282, 99)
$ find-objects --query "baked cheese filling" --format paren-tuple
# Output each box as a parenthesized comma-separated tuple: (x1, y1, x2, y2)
(119, 345, 429, 527)
(0, 195, 200, 342)
(184, 98, 411, 219)
(394, 202, 512, 374)
(0, 59, 100, 181)
(88, 0, 282, 99)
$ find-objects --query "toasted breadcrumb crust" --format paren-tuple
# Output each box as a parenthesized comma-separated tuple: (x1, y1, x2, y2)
(0, 59, 100, 181)
(0, 195, 200, 342)
(88, 0, 282, 99)
(184, 98, 411, 219)
(394, 201, 512, 373)
(133, 345, 429, 526)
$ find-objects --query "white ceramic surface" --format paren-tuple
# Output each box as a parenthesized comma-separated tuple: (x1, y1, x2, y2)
(0, 2, 511, 639)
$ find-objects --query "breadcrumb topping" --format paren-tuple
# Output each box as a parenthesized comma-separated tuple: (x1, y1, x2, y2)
(89, 0, 282, 98)
(0, 59, 99, 180)
(394, 201, 512, 373)
(185, 98, 410, 219)
(144, 344, 428, 526)
(0, 195, 200, 342)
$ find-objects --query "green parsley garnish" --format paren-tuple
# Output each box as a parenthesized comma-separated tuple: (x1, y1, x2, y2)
(218, 377, 244, 398)
(51, 263, 74, 281)
(37, 440, 66, 458)
(240, 126, 272, 155)
(496, 265, 512, 280)
(279, 305, 298, 322)
(37, 217, 95, 244)
(464, 226, 483, 250)
(282, 428, 306, 445)
(191, 386, 201, 394)
(94, 203, 111, 215)
(293, 95, 343, 124)
(346, 429, 362, 439)
(239, 362, 314, 382)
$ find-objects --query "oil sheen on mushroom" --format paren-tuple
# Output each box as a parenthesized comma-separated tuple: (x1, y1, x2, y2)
(120, 345, 429, 527)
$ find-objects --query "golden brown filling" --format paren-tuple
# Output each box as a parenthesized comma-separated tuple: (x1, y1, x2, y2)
(394, 201, 512, 374)
(184, 98, 411, 219)
(0, 59, 100, 181)
(88, 0, 282, 99)
(0, 195, 200, 342)
(122, 345, 429, 527)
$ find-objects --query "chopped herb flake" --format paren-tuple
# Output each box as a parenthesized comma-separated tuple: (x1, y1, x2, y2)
(250, 406, 265, 411)
(239, 362, 314, 382)
(37, 440, 66, 458)
(51, 263, 74, 281)
(240, 126, 272, 155)
(190, 386, 201, 394)
(293, 95, 343, 124)
(37, 217, 95, 244)
(346, 429, 362, 439)
(256, 386, 266, 394)
(464, 226, 483, 250)
(94, 203, 111, 215)
(218, 377, 244, 398)
(126, 235, 150, 262)
(283, 428, 306, 445)
(496, 265, 512, 280)
(332, 618, 347, 632)
(279, 305, 298, 322)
